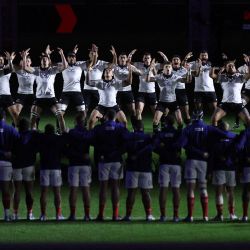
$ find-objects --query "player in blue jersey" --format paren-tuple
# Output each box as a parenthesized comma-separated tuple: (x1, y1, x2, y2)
(123, 120, 155, 221)
(0, 108, 19, 221)
(210, 121, 238, 221)
(37, 124, 67, 221)
(67, 114, 93, 221)
(153, 115, 182, 222)
(12, 118, 37, 220)
(92, 109, 128, 221)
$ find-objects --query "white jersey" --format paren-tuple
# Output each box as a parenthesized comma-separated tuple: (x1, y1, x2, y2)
(172, 66, 187, 89)
(134, 62, 161, 93)
(154, 73, 182, 102)
(219, 73, 244, 103)
(62, 61, 85, 92)
(90, 79, 123, 107)
(82, 60, 109, 90)
(33, 66, 60, 98)
(0, 73, 11, 95)
(238, 64, 250, 89)
(190, 61, 215, 92)
(16, 70, 36, 94)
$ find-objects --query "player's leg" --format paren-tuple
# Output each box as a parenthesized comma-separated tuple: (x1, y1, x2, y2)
(116, 110, 128, 127)
(51, 103, 66, 133)
(174, 108, 183, 128)
(153, 109, 164, 133)
(238, 108, 250, 127)
(97, 180, 108, 220)
(68, 166, 78, 220)
(24, 180, 34, 220)
(135, 101, 145, 120)
(0, 181, 12, 221)
(141, 188, 154, 221)
(40, 186, 48, 220)
(124, 188, 137, 220)
(208, 101, 217, 113)
(88, 109, 103, 130)
(15, 103, 23, 117)
(226, 186, 237, 219)
(30, 105, 42, 130)
(7, 105, 19, 126)
(211, 107, 226, 126)
(13, 180, 22, 220)
(214, 185, 224, 220)
(110, 178, 120, 220)
(242, 183, 250, 221)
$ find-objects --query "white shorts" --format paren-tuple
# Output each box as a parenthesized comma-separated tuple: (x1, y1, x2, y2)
(159, 164, 181, 188)
(68, 165, 92, 187)
(0, 161, 12, 181)
(125, 171, 153, 189)
(13, 166, 35, 181)
(212, 170, 236, 187)
(184, 159, 207, 184)
(241, 167, 250, 184)
(98, 162, 123, 181)
(40, 169, 62, 187)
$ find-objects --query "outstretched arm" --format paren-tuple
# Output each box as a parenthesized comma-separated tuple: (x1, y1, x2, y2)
(182, 52, 193, 67)
(110, 45, 117, 66)
(243, 54, 250, 81)
(21, 48, 35, 73)
(57, 47, 68, 72)
(127, 49, 137, 64)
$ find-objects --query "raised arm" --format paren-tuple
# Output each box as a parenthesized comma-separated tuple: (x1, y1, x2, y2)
(146, 59, 157, 82)
(110, 46, 117, 66)
(182, 52, 193, 67)
(127, 49, 137, 64)
(3, 51, 16, 73)
(57, 47, 68, 72)
(21, 48, 35, 73)
(243, 54, 250, 81)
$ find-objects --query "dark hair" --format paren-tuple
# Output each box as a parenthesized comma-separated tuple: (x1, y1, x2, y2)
(192, 110, 204, 120)
(0, 108, 5, 120)
(105, 109, 116, 121)
(172, 55, 181, 60)
(133, 119, 144, 132)
(18, 118, 30, 132)
(163, 61, 172, 66)
(165, 115, 175, 126)
(102, 66, 114, 80)
(200, 50, 208, 54)
(75, 114, 85, 126)
(67, 51, 76, 57)
(143, 52, 151, 57)
(119, 52, 127, 56)
(44, 124, 55, 134)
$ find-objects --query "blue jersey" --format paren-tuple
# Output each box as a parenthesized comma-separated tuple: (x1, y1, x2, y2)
(91, 121, 129, 163)
(179, 120, 234, 161)
(0, 120, 19, 162)
(12, 130, 37, 169)
(37, 133, 68, 170)
(154, 125, 182, 165)
(125, 131, 153, 172)
(236, 128, 250, 168)
(210, 130, 237, 171)
(67, 125, 92, 166)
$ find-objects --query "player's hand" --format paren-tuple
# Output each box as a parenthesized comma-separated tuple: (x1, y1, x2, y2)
(127, 49, 137, 62)
(203, 152, 209, 159)
(73, 44, 78, 54)
(45, 44, 54, 55)
(184, 52, 193, 60)
(21, 48, 30, 58)
(157, 51, 168, 61)
(243, 54, 250, 64)
(91, 44, 98, 52)
(110, 45, 116, 56)
(57, 47, 64, 56)
(149, 58, 156, 71)
(221, 53, 228, 60)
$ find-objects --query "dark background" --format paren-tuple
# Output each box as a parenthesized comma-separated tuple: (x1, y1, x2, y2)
(0, 0, 250, 105)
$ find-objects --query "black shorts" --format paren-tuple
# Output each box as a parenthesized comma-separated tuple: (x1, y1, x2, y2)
(194, 91, 217, 103)
(156, 101, 179, 113)
(95, 105, 121, 116)
(59, 92, 85, 111)
(175, 89, 188, 106)
(83, 89, 99, 110)
(16, 94, 35, 106)
(242, 89, 250, 99)
(117, 91, 135, 105)
(33, 98, 58, 109)
(136, 92, 157, 106)
(219, 102, 245, 115)
(0, 95, 15, 109)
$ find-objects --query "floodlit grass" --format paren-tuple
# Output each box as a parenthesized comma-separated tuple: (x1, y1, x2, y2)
(0, 112, 249, 243)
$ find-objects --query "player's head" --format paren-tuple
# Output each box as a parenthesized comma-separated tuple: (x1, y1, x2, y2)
(18, 118, 30, 132)
(164, 114, 175, 127)
(0, 55, 4, 67)
(133, 119, 144, 132)
(20, 55, 32, 67)
(199, 50, 209, 62)
(75, 114, 85, 127)
(0, 108, 6, 120)
(143, 52, 152, 65)
(171, 55, 181, 68)
(225, 60, 236, 74)
(67, 51, 76, 65)
(88, 44, 99, 60)
(217, 120, 230, 131)
(163, 62, 172, 75)
(44, 123, 55, 134)
(118, 53, 128, 66)
(103, 65, 114, 80)
(192, 110, 204, 121)
(105, 109, 116, 121)
(40, 54, 51, 68)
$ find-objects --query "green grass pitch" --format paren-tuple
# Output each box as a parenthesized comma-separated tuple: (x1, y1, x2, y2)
(0, 111, 250, 244)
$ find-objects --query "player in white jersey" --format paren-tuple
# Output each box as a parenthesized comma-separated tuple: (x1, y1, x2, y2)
(0, 52, 19, 126)
(59, 46, 86, 120)
(188, 51, 217, 113)
(14, 56, 36, 116)
(114, 52, 142, 127)
(147, 61, 191, 132)
(210, 60, 250, 126)
(86, 64, 132, 129)
(172, 55, 191, 125)
(82, 44, 116, 114)
(131, 51, 168, 121)
(22, 47, 67, 132)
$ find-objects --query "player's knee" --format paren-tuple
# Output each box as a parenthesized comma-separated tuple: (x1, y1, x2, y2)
(31, 111, 40, 119)
(55, 109, 62, 118)
(216, 194, 223, 205)
(200, 187, 208, 197)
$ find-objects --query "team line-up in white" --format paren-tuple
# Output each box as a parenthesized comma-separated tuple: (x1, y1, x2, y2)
(0, 44, 250, 223)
